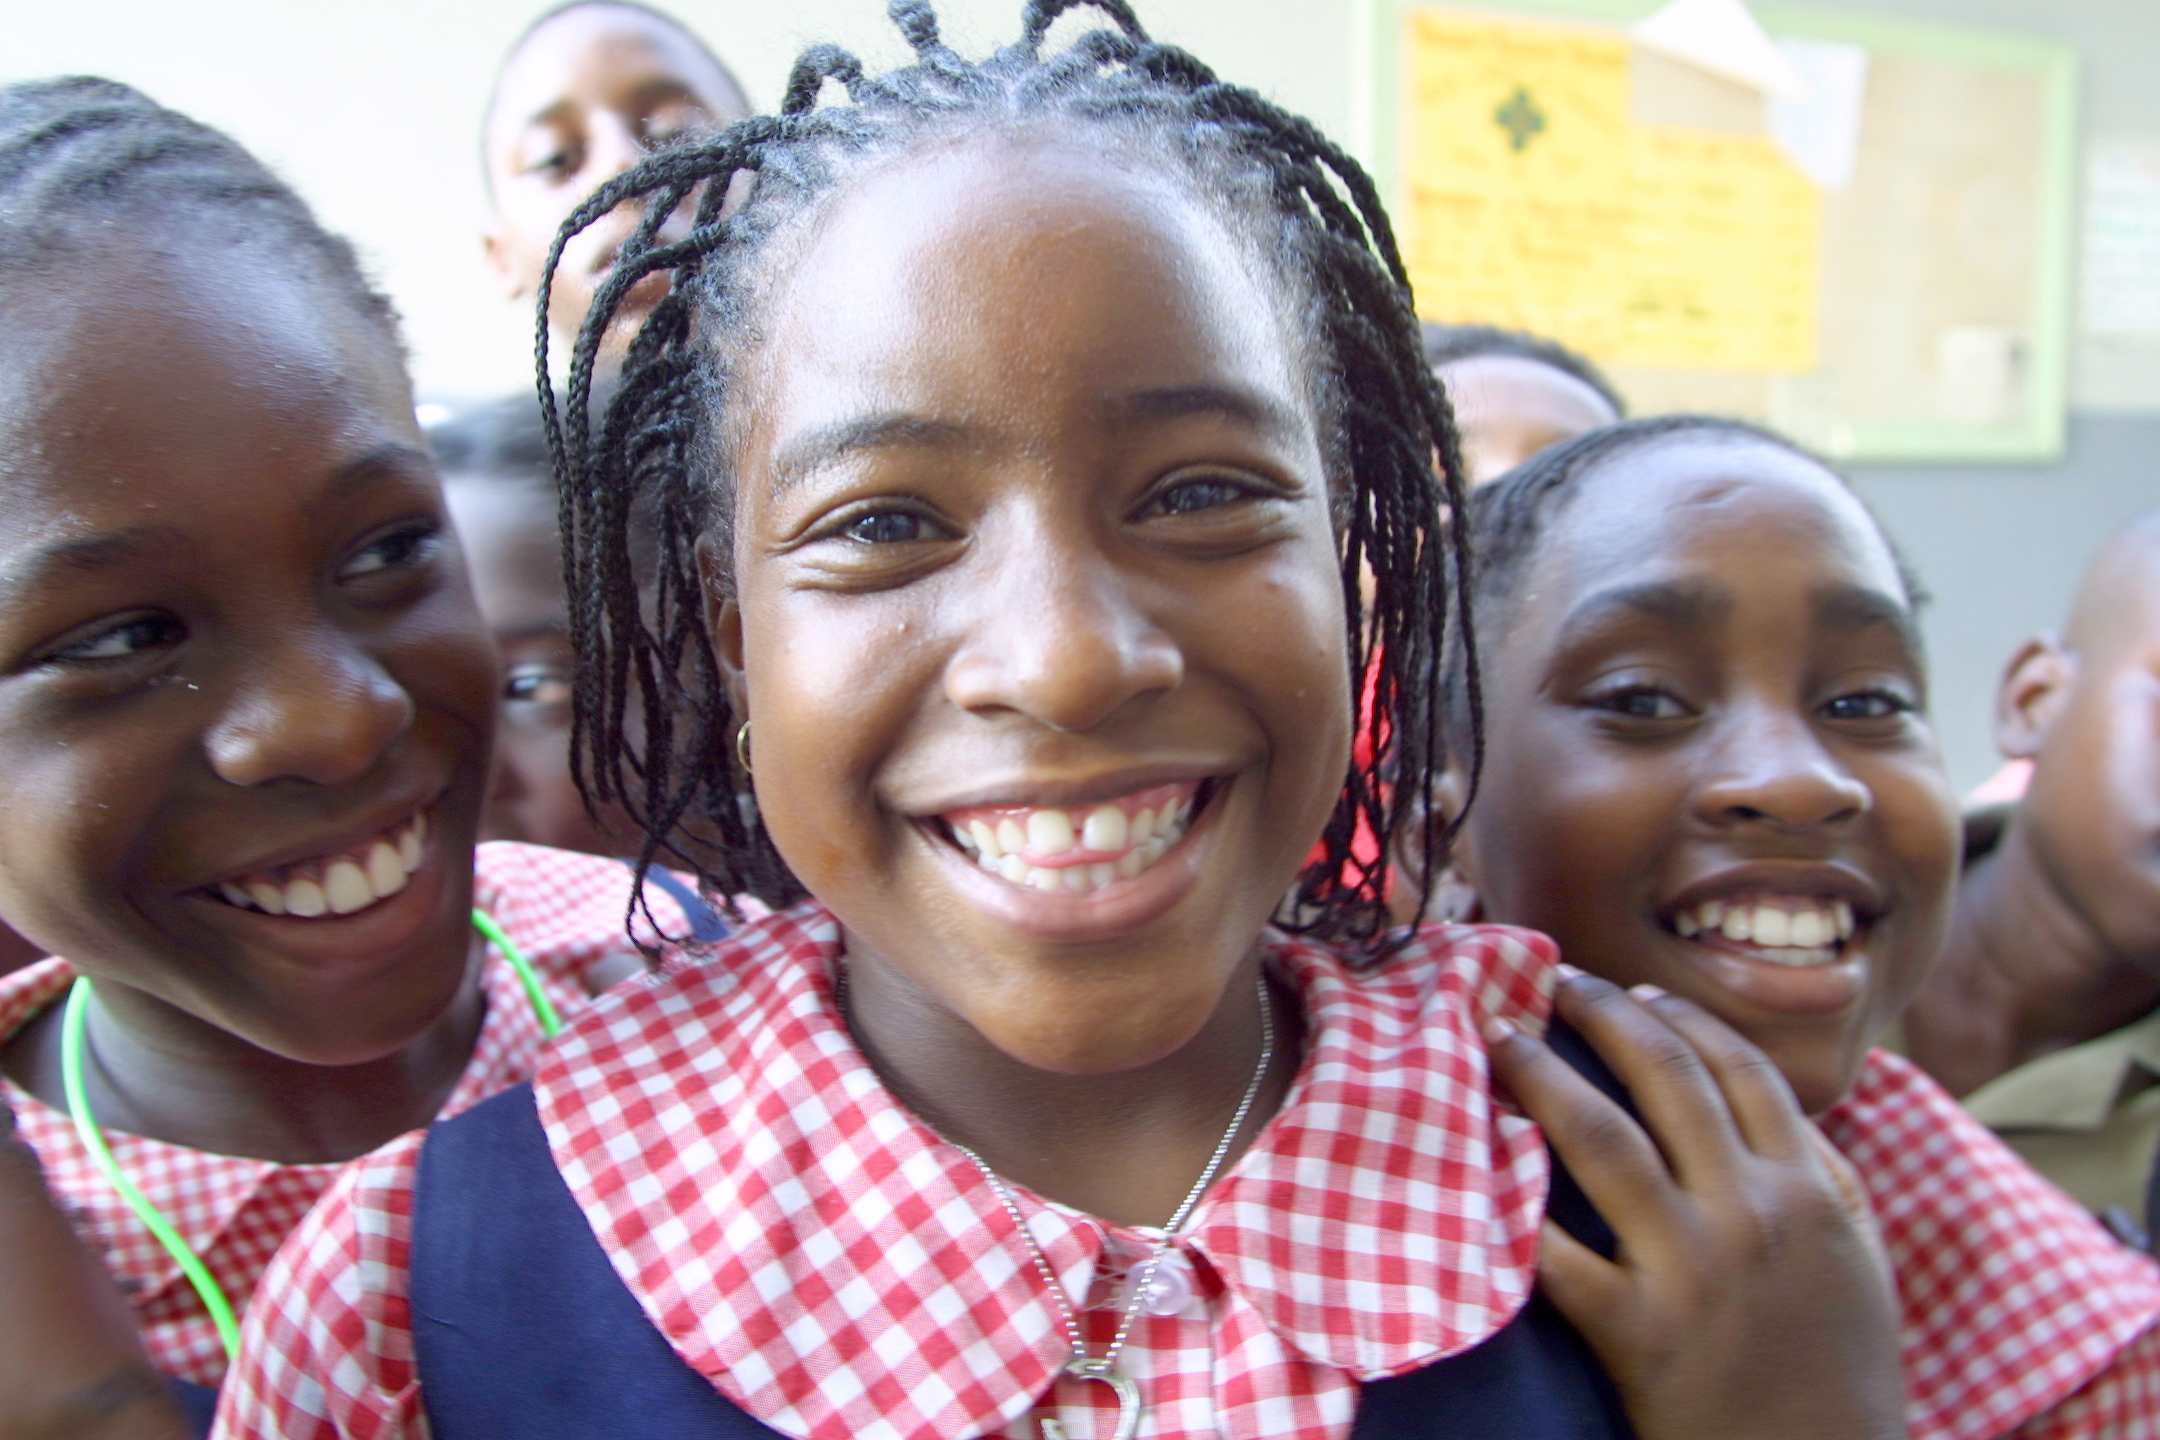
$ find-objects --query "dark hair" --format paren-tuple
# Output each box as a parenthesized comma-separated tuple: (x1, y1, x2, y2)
(1444, 414, 1927, 747)
(1420, 322, 1624, 418)
(543, 0, 1477, 949)
(0, 77, 399, 346)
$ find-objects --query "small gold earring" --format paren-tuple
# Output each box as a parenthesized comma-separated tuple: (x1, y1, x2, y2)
(735, 721, 752, 775)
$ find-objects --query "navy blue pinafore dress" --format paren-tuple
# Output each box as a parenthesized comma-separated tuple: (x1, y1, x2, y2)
(157, 872, 733, 1439)
(409, 1024, 1637, 1439)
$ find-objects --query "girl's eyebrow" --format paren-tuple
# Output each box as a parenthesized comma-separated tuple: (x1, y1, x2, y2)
(1555, 580, 1729, 649)
(5, 523, 190, 593)
(1817, 583, 1924, 654)
(769, 383, 1303, 497)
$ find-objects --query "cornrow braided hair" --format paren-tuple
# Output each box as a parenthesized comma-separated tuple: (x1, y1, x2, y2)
(1443, 413, 1928, 749)
(542, 0, 1479, 951)
(0, 76, 398, 344)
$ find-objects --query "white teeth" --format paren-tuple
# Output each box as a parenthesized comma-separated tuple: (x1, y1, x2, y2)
(1131, 807, 1156, 844)
(1027, 809, 1076, 856)
(999, 853, 1030, 883)
(1116, 849, 1146, 878)
(1090, 862, 1118, 888)
(366, 840, 407, 899)
(323, 860, 373, 915)
(1028, 866, 1063, 892)
(216, 812, 428, 917)
(1672, 894, 1852, 964)
(1063, 867, 1092, 893)
(997, 818, 1026, 854)
(1082, 806, 1127, 852)
(970, 820, 1001, 859)
(284, 878, 328, 918)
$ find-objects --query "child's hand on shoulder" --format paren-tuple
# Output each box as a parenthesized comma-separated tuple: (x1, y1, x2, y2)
(1490, 973, 1906, 1440)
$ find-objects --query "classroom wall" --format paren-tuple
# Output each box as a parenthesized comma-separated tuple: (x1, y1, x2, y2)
(1, 0, 2152, 788)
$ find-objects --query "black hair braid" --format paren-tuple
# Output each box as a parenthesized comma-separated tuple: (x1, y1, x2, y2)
(541, 0, 1479, 952)
(0, 77, 398, 343)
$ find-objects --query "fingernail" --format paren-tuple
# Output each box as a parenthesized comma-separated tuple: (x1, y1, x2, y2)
(1629, 983, 1669, 1003)
(1483, 1015, 1517, 1046)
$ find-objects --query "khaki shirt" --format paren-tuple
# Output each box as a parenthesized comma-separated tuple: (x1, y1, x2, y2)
(1959, 1002, 2160, 1218)
(1944, 803, 2160, 1220)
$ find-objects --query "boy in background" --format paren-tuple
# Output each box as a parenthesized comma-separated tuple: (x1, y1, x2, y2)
(483, 0, 750, 354)
(1424, 322, 1624, 485)
(1906, 509, 2160, 1237)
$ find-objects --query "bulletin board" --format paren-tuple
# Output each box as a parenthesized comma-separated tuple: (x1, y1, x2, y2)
(1355, 0, 2079, 462)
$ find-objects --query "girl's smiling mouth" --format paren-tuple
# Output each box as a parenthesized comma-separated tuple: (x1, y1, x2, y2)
(207, 809, 431, 919)
(940, 780, 1203, 895)
(1656, 873, 1883, 1016)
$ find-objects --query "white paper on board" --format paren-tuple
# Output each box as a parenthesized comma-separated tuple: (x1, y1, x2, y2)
(2083, 142, 2160, 340)
(1630, 0, 1811, 100)
(1770, 39, 1869, 189)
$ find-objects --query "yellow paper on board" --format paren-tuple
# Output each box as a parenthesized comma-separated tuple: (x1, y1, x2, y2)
(1401, 8, 1821, 373)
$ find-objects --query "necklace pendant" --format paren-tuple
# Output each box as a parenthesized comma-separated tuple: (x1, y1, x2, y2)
(1053, 1355, 1143, 1440)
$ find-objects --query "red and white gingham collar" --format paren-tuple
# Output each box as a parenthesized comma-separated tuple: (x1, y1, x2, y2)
(533, 904, 1560, 1440)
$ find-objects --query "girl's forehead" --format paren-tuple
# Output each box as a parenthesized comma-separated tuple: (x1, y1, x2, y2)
(0, 253, 416, 522)
(1531, 438, 1905, 610)
(751, 137, 1302, 407)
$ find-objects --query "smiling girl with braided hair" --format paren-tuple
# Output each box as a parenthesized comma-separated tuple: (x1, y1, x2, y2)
(218, 5, 1904, 1438)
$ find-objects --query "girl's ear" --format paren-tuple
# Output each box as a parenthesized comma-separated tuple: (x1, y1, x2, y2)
(1388, 759, 1485, 927)
(1996, 635, 2075, 761)
(699, 534, 749, 718)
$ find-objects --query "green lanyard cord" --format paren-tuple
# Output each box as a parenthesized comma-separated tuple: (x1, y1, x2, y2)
(471, 908, 561, 1040)
(59, 909, 556, 1367)
(61, 977, 244, 1363)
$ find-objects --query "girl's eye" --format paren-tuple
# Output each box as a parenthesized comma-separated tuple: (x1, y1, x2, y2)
(504, 662, 574, 708)
(340, 522, 441, 581)
(46, 613, 185, 665)
(842, 510, 944, 545)
(1145, 476, 1250, 517)
(1823, 690, 1913, 722)
(1589, 685, 1690, 721)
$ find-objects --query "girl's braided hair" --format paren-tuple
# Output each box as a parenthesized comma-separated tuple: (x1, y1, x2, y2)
(0, 77, 398, 345)
(542, 0, 1478, 949)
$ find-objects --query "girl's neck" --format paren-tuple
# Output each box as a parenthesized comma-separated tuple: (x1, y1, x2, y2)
(839, 942, 1301, 1230)
(1906, 823, 2160, 1097)
(0, 940, 487, 1165)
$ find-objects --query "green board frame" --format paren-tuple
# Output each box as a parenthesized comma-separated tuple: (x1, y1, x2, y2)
(1355, 0, 2080, 462)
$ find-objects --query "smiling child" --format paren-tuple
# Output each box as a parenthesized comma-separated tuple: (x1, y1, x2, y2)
(220, 7, 1906, 1440)
(1439, 415, 2160, 1437)
(483, 0, 751, 355)
(0, 78, 706, 1431)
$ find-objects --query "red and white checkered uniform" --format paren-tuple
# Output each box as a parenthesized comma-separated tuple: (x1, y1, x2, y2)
(1820, 1050, 2160, 1439)
(0, 841, 711, 1389)
(215, 906, 1563, 1440)
(217, 903, 2160, 1440)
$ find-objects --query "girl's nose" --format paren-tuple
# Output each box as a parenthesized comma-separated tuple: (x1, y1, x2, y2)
(204, 635, 414, 788)
(943, 547, 1182, 734)
(1692, 710, 1871, 832)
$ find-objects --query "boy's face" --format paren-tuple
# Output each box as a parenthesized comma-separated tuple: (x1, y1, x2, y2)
(713, 137, 1349, 1076)
(483, 3, 748, 346)
(442, 475, 634, 857)
(1436, 355, 1618, 486)
(2004, 538, 2160, 968)
(1455, 439, 1959, 1113)
(0, 249, 496, 1065)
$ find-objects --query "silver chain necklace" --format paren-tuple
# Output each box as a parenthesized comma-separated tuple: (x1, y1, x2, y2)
(836, 963, 1276, 1440)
